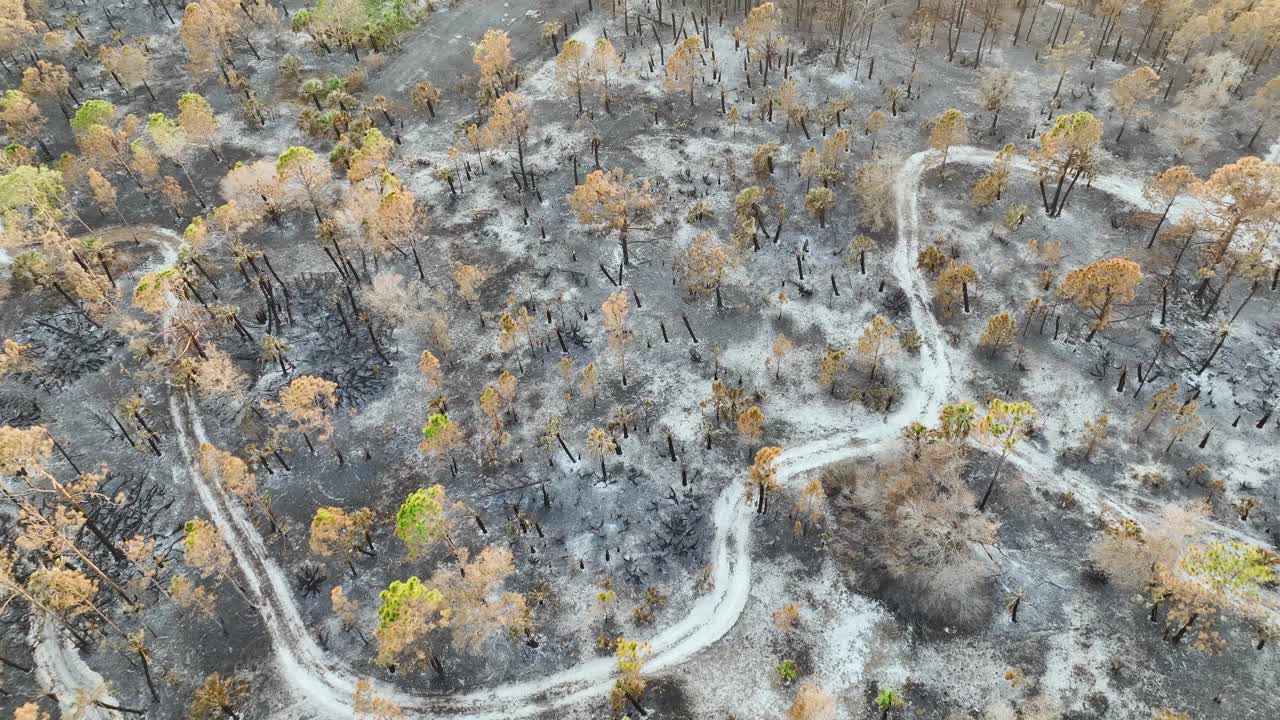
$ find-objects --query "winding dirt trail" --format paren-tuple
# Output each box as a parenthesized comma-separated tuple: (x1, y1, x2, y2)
(157, 145, 957, 719)
(158, 145, 1266, 718)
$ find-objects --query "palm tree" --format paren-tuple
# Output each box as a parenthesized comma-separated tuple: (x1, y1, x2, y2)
(189, 673, 249, 720)
(299, 79, 324, 111)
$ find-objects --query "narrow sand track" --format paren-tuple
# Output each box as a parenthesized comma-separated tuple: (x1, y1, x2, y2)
(142, 146, 1268, 718)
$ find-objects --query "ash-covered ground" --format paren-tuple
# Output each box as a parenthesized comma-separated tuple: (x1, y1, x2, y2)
(1, 0, 1278, 719)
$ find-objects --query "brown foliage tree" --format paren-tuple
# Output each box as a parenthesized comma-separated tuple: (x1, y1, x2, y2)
(1109, 66, 1158, 142)
(568, 168, 654, 267)
(1059, 257, 1143, 342)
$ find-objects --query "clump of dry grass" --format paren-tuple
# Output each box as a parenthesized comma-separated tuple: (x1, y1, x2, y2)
(824, 441, 998, 629)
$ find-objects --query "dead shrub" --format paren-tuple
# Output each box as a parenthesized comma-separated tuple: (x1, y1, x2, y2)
(824, 441, 998, 629)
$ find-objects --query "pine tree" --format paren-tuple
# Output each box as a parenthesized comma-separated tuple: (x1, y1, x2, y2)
(1031, 111, 1104, 216)
(427, 546, 528, 652)
(177, 92, 222, 161)
(1079, 415, 1110, 461)
(978, 67, 1013, 134)
(0, 2, 35, 76)
(276, 146, 332, 223)
(581, 362, 601, 408)
(971, 144, 1015, 211)
(865, 110, 887, 147)
(270, 375, 339, 445)
(736, 406, 766, 442)
(146, 113, 204, 210)
(935, 261, 977, 316)
(1110, 66, 1160, 142)
(590, 38, 622, 113)
(675, 232, 738, 308)
(568, 169, 654, 267)
(182, 518, 254, 606)
(665, 36, 704, 107)
(222, 159, 285, 222)
(855, 316, 898, 380)
(1137, 383, 1181, 434)
(736, 2, 786, 86)
(1192, 157, 1280, 278)
(0, 338, 31, 378)
(818, 130, 850, 184)
(976, 399, 1037, 511)
(1046, 29, 1090, 96)
(768, 335, 793, 382)
(198, 442, 270, 524)
(733, 186, 766, 250)
(353, 678, 404, 719)
(977, 311, 1016, 355)
(13, 703, 51, 720)
(19, 62, 72, 121)
(611, 637, 653, 716)
(419, 351, 443, 391)
(1243, 75, 1280, 150)
(0, 90, 48, 159)
(169, 573, 222, 631)
(479, 383, 509, 440)
(1151, 540, 1277, 653)
(776, 79, 810, 136)
(331, 585, 360, 629)
(347, 128, 396, 183)
(1165, 400, 1201, 454)
(928, 109, 968, 169)
(1142, 165, 1197, 248)
(394, 485, 459, 559)
(474, 28, 513, 100)
(1, 426, 133, 600)
(353, 676, 401, 712)
(310, 506, 377, 576)
(26, 564, 123, 636)
(747, 446, 783, 513)
(419, 413, 465, 472)
(854, 153, 900, 231)
(374, 576, 446, 670)
(451, 263, 488, 306)
(796, 478, 826, 531)
(1060, 257, 1143, 342)
(555, 39, 590, 114)
(601, 291, 632, 381)
(479, 92, 532, 187)
(817, 348, 848, 396)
